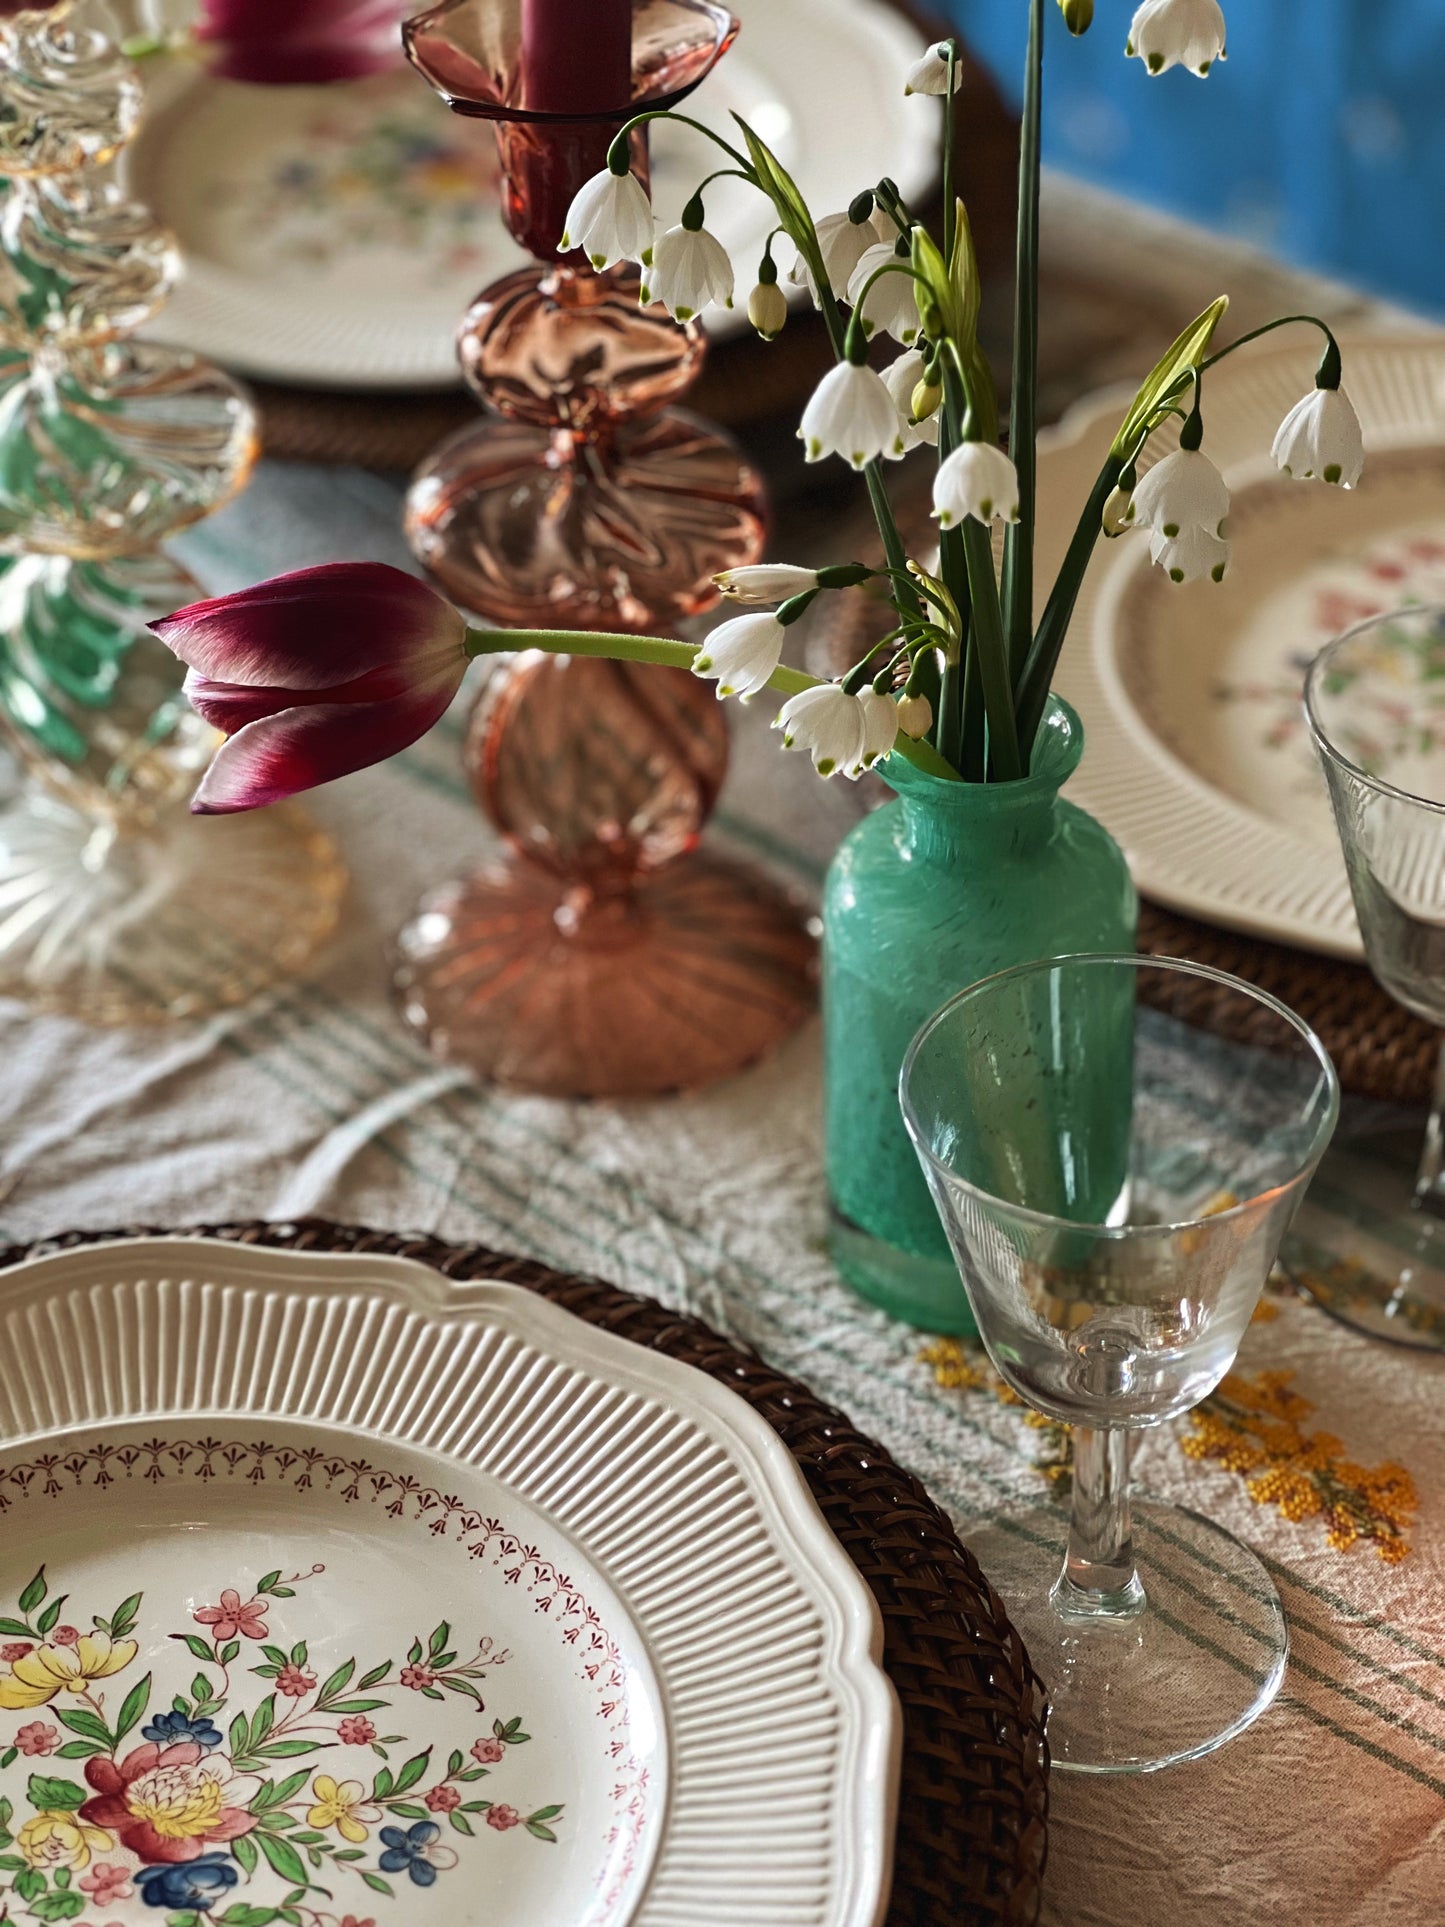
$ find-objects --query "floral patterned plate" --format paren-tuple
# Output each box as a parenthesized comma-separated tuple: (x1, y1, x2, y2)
(125, 0, 936, 389)
(0, 1239, 898, 1926)
(1048, 332, 1445, 958)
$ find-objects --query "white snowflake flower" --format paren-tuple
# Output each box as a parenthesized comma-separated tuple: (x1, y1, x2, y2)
(1150, 524, 1231, 583)
(799, 361, 906, 470)
(691, 612, 785, 700)
(773, 683, 868, 777)
(714, 565, 820, 604)
(642, 222, 734, 320)
(1126, 0, 1227, 77)
(904, 41, 963, 95)
(881, 350, 940, 458)
(1272, 385, 1365, 488)
(1130, 447, 1230, 538)
(560, 168, 654, 270)
(932, 442, 1021, 528)
(788, 212, 875, 306)
(847, 242, 921, 346)
(851, 688, 901, 774)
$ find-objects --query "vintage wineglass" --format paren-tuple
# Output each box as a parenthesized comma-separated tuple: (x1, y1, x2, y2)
(1284, 607, 1445, 1347)
(900, 956, 1338, 1773)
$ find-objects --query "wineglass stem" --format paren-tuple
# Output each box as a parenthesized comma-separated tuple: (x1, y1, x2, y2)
(1413, 1037, 1445, 1221)
(1050, 1426, 1146, 1621)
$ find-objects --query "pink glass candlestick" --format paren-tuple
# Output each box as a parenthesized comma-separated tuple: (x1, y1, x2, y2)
(393, 0, 815, 1097)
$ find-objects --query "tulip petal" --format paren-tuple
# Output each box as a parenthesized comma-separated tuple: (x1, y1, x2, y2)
(192, 684, 461, 814)
(152, 563, 463, 691)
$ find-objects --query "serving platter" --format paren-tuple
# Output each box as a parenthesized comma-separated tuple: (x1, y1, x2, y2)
(1046, 331, 1445, 958)
(0, 1238, 898, 1926)
(128, 0, 937, 389)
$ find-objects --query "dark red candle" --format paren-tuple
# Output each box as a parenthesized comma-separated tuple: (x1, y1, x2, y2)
(522, 0, 632, 115)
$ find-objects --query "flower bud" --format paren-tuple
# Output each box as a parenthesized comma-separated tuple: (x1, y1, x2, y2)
(1102, 483, 1137, 537)
(1058, 0, 1093, 31)
(747, 279, 788, 340)
(896, 692, 933, 739)
(910, 376, 942, 424)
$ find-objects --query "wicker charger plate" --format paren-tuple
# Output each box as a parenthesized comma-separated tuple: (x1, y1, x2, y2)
(0, 1219, 1050, 1927)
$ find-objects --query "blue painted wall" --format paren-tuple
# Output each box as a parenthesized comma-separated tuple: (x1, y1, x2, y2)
(944, 3, 1442, 314)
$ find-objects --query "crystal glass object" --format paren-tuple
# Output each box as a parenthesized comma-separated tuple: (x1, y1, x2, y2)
(394, 652, 816, 1096)
(394, 0, 813, 1097)
(901, 957, 1338, 1772)
(1284, 608, 1445, 1348)
(0, 2, 345, 1021)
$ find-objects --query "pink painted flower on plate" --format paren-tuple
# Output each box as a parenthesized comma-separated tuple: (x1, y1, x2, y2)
(193, 1589, 269, 1642)
(425, 1784, 461, 1814)
(15, 1721, 58, 1755)
(470, 1737, 504, 1766)
(80, 1741, 258, 1865)
(1, 1642, 31, 1662)
(150, 562, 468, 815)
(79, 1862, 133, 1905)
(486, 1805, 522, 1831)
(196, 0, 405, 84)
(399, 1664, 435, 1691)
(277, 1664, 316, 1698)
(48, 1626, 79, 1647)
(337, 1716, 377, 1745)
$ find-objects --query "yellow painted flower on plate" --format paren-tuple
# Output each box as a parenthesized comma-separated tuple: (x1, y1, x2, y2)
(15, 1809, 114, 1871)
(0, 1632, 138, 1709)
(307, 1774, 374, 1845)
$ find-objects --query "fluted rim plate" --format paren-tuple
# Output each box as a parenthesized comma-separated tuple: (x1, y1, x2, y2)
(1046, 331, 1445, 958)
(124, 0, 937, 389)
(0, 1237, 898, 1926)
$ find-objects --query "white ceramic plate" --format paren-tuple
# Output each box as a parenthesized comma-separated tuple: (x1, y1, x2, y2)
(128, 0, 937, 389)
(1046, 331, 1445, 958)
(0, 1237, 898, 1926)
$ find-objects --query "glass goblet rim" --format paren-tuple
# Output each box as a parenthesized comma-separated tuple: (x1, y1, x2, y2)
(899, 950, 1341, 1241)
(1305, 605, 1445, 819)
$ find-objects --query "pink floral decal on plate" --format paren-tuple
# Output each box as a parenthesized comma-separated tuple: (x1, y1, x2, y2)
(0, 1558, 563, 1922)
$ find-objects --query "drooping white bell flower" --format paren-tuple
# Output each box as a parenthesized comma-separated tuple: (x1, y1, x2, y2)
(800, 360, 906, 469)
(788, 212, 874, 306)
(773, 683, 868, 777)
(1130, 448, 1230, 539)
(1271, 385, 1365, 488)
(851, 688, 901, 774)
(896, 691, 934, 739)
(714, 565, 820, 604)
(560, 167, 655, 270)
(847, 243, 921, 347)
(691, 612, 785, 700)
(1126, 0, 1227, 77)
(1150, 523, 1231, 584)
(881, 350, 940, 457)
(932, 442, 1021, 528)
(904, 40, 964, 95)
(747, 279, 788, 340)
(642, 221, 734, 320)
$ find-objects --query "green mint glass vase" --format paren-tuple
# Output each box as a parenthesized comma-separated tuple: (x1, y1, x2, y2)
(824, 696, 1138, 1333)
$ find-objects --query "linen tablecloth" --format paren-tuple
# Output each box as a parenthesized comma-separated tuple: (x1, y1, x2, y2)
(3, 197, 1444, 1927)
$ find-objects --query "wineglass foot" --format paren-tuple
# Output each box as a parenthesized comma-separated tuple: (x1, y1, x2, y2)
(1283, 1119, 1445, 1351)
(966, 1499, 1287, 1775)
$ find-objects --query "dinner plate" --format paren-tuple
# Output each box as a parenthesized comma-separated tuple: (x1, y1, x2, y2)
(1046, 331, 1445, 958)
(128, 0, 937, 389)
(0, 1238, 898, 1926)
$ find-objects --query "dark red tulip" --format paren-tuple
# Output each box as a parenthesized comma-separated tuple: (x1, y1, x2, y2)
(196, 0, 405, 84)
(150, 562, 467, 813)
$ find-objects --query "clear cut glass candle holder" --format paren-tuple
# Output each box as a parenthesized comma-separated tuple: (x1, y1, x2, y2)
(900, 955, 1338, 1774)
(1284, 607, 1445, 1348)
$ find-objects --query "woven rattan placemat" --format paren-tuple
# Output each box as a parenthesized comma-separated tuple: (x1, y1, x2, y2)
(0, 1219, 1050, 1927)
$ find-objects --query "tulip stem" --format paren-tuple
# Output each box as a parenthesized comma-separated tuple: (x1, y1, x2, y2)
(463, 627, 959, 780)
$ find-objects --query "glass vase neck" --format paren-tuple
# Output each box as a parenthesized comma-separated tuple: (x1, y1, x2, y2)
(885, 697, 1085, 868)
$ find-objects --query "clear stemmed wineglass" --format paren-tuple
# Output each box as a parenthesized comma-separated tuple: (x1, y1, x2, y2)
(1284, 607, 1445, 1348)
(900, 956, 1339, 1774)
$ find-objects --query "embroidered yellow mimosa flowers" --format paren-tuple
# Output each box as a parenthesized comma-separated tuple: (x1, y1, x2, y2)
(0, 1632, 138, 1710)
(307, 1775, 374, 1845)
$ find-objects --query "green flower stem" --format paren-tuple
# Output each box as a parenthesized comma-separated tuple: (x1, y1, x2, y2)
(959, 519, 1022, 780)
(462, 627, 960, 780)
(942, 45, 958, 264)
(1015, 452, 1125, 755)
(1200, 312, 1340, 379)
(606, 110, 750, 173)
(1002, 0, 1045, 684)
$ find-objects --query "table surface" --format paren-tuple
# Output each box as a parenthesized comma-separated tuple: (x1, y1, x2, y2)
(4, 182, 1444, 1927)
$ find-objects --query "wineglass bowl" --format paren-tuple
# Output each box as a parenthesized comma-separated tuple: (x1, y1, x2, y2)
(1285, 607, 1445, 1347)
(900, 955, 1338, 1773)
